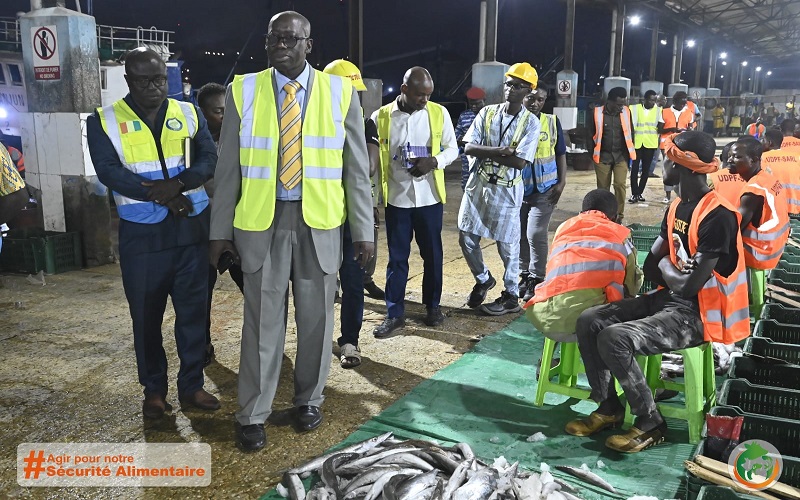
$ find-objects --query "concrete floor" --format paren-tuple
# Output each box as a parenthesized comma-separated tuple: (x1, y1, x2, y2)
(0, 165, 670, 499)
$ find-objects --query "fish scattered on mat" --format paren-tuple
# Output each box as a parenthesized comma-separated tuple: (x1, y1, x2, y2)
(554, 465, 618, 495)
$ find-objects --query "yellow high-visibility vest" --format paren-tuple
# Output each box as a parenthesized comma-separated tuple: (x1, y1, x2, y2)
(231, 68, 352, 231)
(631, 103, 659, 149)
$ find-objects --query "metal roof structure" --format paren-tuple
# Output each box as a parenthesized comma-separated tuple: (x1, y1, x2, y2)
(625, 0, 800, 61)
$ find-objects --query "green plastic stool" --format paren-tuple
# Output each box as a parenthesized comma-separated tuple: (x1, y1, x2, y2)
(533, 339, 591, 405)
(623, 343, 716, 444)
(749, 268, 766, 320)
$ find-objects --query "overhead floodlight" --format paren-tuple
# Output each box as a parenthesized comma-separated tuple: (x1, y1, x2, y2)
(719, 52, 727, 59)
(686, 39, 696, 48)
(767, 71, 772, 76)
(660, 39, 667, 45)
(630, 15, 641, 25)
(722, 61, 727, 66)
(756, 66, 762, 71)
(742, 61, 748, 66)
(387, 87, 394, 92)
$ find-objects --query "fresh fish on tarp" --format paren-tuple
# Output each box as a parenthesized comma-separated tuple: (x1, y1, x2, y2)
(453, 468, 497, 500)
(442, 459, 472, 500)
(321, 452, 359, 497)
(287, 431, 393, 475)
(396, 469, 440, 500)
(283, 472, 306, 500)
(554, 465, 618, 494)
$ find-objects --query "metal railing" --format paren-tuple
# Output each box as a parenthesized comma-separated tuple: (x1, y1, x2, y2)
(0, 17, 21, 50)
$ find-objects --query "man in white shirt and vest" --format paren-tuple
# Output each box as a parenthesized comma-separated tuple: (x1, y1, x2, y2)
(371, 67, 459, 339)
(629, 90, 660, 203)
(458, 62, 541, 315)
(209, 11, 374, 452)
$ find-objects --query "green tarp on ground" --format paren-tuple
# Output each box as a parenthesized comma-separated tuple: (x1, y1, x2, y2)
(262, 318, 697, 499)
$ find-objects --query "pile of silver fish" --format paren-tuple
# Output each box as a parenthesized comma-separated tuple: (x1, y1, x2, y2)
(276, 432, 620, 500)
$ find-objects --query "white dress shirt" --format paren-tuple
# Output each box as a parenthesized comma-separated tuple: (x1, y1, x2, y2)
(371, 99, 458, 208)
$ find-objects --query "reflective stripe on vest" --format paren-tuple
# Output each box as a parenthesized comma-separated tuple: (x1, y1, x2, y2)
(666, 192, 750, 344)
(232, 69, 351, 230)
(480, 104, 532, 183)
(98, 99, 207, 224)
(738, 170, 789, 269)
(592, 106, 637, 163)
(376, 101, 446, 206)
(710, 169, 746, 206)
(762, 149, 800, 215)
(632, 104, 659, 149)
(526, 211, 631, 308)
(523, 112, 558, 195)
(660, 107, 695, 141)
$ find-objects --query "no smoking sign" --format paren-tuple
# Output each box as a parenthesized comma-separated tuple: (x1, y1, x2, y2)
(31, 25, 61, 81)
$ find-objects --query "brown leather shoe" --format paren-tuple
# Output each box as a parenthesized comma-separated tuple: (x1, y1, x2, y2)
(179, 389, 220, 411)
(142, 394, 172, 419)
(605, 423, 667, 453)
(565, 411, 624, 437)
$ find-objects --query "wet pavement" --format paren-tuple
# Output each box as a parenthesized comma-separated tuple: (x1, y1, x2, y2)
(0, 167, 668, 498)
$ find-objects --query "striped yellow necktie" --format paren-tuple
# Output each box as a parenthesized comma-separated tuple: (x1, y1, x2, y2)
(279, 81, 302, 190)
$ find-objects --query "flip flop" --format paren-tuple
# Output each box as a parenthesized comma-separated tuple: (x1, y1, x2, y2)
(340, 343, 361, 368)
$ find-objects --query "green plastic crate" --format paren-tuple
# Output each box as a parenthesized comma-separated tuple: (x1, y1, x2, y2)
(718, 378, 800, 420)
(744, 337, 800, 365)
(695, 485, 769, 500)
(709, 406, 800, 459)
(769, 267, 800, 288)
(779, 253, 800, 265)
(0, 228, 82, 275)
(753, 319, 800, 345)
(776, 260, 800, 274)
(628, 223, 661, 253)
(728, 356, 800, 390)
(760, 303, 800, 324)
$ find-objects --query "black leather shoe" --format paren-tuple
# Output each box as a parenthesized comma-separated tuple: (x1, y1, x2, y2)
(363, 281, 385, 300)
(467, 274, 496, 308)
(423, 307, 445, 327)
(236, 422, 266, 452)
(373, 316, 405, 339)
(295, 405, 323, 432)
(142, 393, 172, 419)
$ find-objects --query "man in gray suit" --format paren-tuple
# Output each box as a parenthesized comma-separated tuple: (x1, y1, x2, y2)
(209, 10, 374, 452)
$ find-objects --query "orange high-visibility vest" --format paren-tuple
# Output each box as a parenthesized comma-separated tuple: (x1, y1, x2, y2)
(710, 169, 746, 206)
(762, 149, 800, 215)
(525, 210, 631, 308)
(781, 136, 800, 149)
(745, 123, 766, 139)
(660, 106, 695, 141)
(666, 192, 750, 344)
(592, 106, 636, 163)
(6, 146, 23, 173)
(738, 169, 789, 269)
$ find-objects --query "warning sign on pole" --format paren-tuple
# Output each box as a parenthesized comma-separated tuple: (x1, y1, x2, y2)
(557, 79, 572, 98)
(31, 25, 61, 81)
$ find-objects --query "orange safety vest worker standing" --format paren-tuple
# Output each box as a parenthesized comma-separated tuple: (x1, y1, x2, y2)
(709, 169, 746, 206)
(5, 146, 24, 176)
(737, 170, 789, 269)
(762, 149, 800, 214)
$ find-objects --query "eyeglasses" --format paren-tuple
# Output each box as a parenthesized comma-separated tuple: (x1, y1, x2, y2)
(266, 33, 310, 48)
(504, 81, 532, 91)
(128, 76, 167, 89)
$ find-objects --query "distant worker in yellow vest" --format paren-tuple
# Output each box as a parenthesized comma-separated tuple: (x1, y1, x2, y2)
(567, 131, 748, 453)
(780, 118, 800, 149)
(87, 48, 220, 421)
(726, 136, 789, 270)
(0, 142, 27, 230)
(458, 62, 541, 316)
(628, 90, 659, 203)
(371, 67, 458, 338)
(589, 86, 635, 223)
(209, 11, 375, 452)
(761, 128, 800, 215)
(712, 103, 726, 137)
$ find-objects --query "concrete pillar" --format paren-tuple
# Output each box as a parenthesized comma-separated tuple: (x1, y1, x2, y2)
(649, 16, 659, 81)
(667, 83, 688, 98)
(472, 61, 509, 105)
(478, 1, 486, 62)
(612, 0, 625, 77)
(483, 0, 498, 62)
(641, 81, 664, 98)
(556, 0, 578, 131)
(360, 78, 382, 120)
(348, 0, 363, 70)
(609, 7, 617, 77)
(673, 32, 684, 83)
(564, 0, 575, 70)
(604, 76, 631, 98)
(670, 34, 678, 84)
(694, 39, 703, 87)
(707, 48, 715, 88)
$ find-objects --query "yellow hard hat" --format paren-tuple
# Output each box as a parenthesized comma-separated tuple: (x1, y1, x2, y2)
(323, 59, 367, 91)
(505, 62, 538, 89)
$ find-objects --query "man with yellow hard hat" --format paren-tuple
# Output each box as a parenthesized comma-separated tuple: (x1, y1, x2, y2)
(458, 62, 541, 315)
(322, 58, 381, 369)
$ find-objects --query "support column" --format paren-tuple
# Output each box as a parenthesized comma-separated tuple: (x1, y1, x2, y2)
(555, 0, 579, 131)
(483, 0, 498, 62)
(694, 38, 703, 87)
(348, 0, 363, 70)
(673, 31, 684, 82)
(670, 34, 678, 83)
(649, 15, 659, 81)
(609, 6, 617, 77)
(613, 0, 625, 76)
(564, 0, 575, 70)
(478, 0, 486, 62)
(707, 48, 715, 88)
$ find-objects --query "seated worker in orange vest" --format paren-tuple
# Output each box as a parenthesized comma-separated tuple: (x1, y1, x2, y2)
(524, 189, 642, 342)
(709, 141, 746, 206)
(745, 118, 766, 140)
(726, 136, 789, 269)
(761, 128, 800, 215)
(566, 131, 749, 454)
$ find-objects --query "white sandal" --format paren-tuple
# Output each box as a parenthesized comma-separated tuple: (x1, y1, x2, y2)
(339, 343, 361, 368)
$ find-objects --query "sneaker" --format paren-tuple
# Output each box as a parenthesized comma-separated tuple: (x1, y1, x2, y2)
(662, 197, 670, 204)
(648, 172, 660, 178)
(479, 291, 521, 316)
(628, 194, 638, 204)
(423, 307, 445, 327)
(373, 316, 405, 339)
(467, 274, 496, 308)
(522, 276, 543, 302)
(637, 194, 646, 202)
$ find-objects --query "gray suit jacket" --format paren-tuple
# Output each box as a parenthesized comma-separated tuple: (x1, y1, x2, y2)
(210, 67, 374, 274)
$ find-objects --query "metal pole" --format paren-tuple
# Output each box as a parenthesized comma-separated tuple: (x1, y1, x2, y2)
(707, 48, 714, 88)
(670, 34, 678, 83)
(478, 0, 486, 62)
(564, 0, 575, 70)
(649, 16, 659, 81)
(484, 0, 498, 62)
(613, 0, 625, 77)
(608, 7, 617, 77)
(348, 0, 363, 70)
(694, 38, 703, 87)
(674, 32, 684, 83)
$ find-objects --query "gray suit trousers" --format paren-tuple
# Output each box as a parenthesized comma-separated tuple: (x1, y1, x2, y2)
(235, 201, 339, 425)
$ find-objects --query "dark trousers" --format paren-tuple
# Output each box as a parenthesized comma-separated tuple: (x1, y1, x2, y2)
(206, 263, 244, 345)
(630, 147, 657, 197)
(363, 225, 379, 286)
(575, 289, 705, 417)
(385, 203, 443, 318)
(339, 221, 365, 346)
(119, 242, 209, 398)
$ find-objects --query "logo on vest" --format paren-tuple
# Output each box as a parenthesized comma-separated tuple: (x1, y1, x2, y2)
(540, 131, 548, 142)
(166, 118, 183, 131)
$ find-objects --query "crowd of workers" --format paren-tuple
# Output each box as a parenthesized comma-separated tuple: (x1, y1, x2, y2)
(1, 8, 797, 458)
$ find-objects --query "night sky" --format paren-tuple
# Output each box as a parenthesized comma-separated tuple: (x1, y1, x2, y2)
(0, 0, 791, 98)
